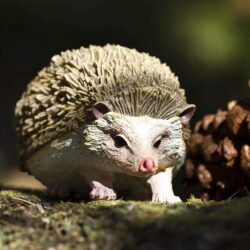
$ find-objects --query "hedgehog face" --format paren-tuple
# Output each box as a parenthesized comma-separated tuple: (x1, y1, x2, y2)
(83, 112, 187, 177)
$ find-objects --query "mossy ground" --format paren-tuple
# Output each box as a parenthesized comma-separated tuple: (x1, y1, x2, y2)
(0, 189, 250, 250)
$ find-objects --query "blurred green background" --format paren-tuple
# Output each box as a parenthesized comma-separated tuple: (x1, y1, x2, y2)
(0, 0, 249, 170)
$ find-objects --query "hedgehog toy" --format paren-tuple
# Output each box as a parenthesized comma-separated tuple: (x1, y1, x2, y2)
(15, 44, 195, 203)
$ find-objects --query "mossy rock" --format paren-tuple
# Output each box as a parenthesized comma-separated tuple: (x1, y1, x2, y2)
(0, 189, 250, 250)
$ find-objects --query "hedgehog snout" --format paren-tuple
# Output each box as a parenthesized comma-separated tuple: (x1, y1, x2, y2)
(139, 157, 156, 173)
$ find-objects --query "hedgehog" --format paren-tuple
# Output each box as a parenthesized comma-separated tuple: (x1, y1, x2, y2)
(15, 44, 196, 203)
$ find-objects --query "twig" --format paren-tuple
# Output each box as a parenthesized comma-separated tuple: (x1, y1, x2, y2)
(10, 196, 45, 214)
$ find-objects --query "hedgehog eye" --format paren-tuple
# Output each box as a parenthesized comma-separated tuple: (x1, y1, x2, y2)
(153, 138, 162, 148)
(114, 135, 128, 148)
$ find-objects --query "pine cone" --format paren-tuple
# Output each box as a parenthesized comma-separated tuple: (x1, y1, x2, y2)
(184, 96, 250, 201)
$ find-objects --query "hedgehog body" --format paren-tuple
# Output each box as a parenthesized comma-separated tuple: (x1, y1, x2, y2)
(15, 44, 195, 202)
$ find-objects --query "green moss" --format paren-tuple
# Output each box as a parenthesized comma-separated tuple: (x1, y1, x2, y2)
(0, 189, 250, 250)
(0, 190, 28, 199)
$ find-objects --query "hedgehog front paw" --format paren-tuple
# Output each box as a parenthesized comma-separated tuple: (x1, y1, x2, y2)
(152, 192, 182, 204)
(90, 181, 117, 201)
(166, 195, 182, 204)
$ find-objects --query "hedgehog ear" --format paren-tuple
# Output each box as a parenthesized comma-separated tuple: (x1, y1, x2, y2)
(92, 101, 113, 119)
(179, 104, 196, 124)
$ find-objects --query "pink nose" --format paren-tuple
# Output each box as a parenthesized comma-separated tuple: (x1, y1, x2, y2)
(139, 157, 156, 173)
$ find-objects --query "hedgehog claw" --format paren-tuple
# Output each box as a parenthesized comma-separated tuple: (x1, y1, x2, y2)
(152, 192, 182, 203)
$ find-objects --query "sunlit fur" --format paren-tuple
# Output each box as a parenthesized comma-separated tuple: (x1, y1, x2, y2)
(83, 112, 186, 177)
